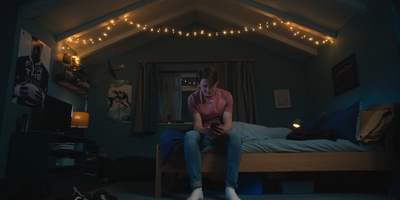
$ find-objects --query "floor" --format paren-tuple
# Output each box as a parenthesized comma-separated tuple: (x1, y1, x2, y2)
(6, 170, 398, 200)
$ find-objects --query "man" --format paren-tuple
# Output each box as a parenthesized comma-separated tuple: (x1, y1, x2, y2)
(184, 66, 242, 200)
(13, 36, 48, 107)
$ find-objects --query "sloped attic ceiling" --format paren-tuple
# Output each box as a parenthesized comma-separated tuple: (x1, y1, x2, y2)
(20, 0, 371, 65)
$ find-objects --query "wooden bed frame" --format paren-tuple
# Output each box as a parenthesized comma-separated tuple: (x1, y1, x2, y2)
(155, 102, 400, 197)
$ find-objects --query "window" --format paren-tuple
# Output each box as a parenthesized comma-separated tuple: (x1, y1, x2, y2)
(159, 72, 197, 123)
(180, 73, 197, 122)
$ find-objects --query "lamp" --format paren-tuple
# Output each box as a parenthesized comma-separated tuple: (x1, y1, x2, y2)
(292, 118, 304, 128)
(71, 111, 89, 128)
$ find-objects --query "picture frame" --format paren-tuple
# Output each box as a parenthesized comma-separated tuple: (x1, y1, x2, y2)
(331, 53, 359, 96)
(274, 89, 291, 109)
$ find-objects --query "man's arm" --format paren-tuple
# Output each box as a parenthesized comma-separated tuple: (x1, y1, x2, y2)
(212, 111, 233, 137)
(192, 112, 210, 135)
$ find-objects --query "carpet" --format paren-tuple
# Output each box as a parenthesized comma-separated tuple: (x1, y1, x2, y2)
(86, 180, 395, 200)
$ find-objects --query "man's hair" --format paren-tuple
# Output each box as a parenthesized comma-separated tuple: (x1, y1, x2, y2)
(31, 36, 43, 49)
(196, 66, 218, 85)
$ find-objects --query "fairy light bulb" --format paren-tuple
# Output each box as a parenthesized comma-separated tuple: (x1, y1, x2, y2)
(65, 18, 331, 47)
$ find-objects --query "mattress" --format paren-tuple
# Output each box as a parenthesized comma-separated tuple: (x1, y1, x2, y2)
(199, 121, 384, 153)
(241, 138, 383, 153)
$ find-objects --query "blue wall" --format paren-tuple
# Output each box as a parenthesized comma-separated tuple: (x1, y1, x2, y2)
(0, 4, 92, 178)
(304, 0, 400, 115)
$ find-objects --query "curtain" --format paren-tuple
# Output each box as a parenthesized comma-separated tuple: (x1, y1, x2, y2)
(159, 73, 182, 122)
(212, 62, 228, 90)
(131, 63, 158, 135)
(231, 62, 259, 124)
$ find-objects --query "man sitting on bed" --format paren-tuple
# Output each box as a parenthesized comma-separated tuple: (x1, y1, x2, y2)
(184, 66, 242, 200)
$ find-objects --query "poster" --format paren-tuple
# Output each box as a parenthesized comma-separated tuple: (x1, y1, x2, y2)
(331, 53, 359, 96)
(107, 80, 132, 123)
(12, 29, 51, 108)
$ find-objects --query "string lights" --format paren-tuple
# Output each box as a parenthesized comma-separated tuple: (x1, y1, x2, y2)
(66, 16, 333, 47)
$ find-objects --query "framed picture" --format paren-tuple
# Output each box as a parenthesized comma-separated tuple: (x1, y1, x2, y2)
(274, 89, 291, 109)
(331, 53, 359, 96)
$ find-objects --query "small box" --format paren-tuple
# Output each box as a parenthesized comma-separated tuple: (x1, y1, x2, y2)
(74, 143, 84, 151)
(236, 173, 263, 195)
(281, 181, 314, 194)
(57, 158, 75, 166)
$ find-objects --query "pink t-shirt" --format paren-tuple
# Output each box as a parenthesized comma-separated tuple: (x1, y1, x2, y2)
(187, 88, 233, 127)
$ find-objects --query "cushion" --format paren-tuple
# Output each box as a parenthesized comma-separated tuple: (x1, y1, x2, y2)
(359, 107, 394, 143)
(303, 112, 326, 129)
(303, 101, 361, 143)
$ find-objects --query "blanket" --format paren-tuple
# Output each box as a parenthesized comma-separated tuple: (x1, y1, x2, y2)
(286, 126, 339, 141)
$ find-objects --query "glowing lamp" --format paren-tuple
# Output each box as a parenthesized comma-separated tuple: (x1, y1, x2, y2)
(292, 118, 304, 128)
(71, 112, 89, 128)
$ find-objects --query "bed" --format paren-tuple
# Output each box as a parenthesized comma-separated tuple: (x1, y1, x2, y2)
(155, 102, 400, 197)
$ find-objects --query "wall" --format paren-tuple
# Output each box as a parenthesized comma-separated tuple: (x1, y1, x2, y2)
(0, 5, 92, 178)
(304, 0, 400, 116)
(84, 24, 307, 160)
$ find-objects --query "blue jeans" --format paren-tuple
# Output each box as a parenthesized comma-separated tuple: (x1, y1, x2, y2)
(183, 130, 242, 189)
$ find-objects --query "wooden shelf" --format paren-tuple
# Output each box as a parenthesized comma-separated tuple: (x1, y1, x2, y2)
(6, 132, 87, 191)
(53, 60, 91, 95)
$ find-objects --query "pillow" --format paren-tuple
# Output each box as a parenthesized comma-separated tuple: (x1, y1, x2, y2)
(303, 112, 326, 129)
(307, 101, 361, 143)
(359, 108, 394, 143)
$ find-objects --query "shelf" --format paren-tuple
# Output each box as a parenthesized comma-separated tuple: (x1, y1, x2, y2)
(49, 165, 85, 170)
(53, 60, 91, 95)
(6, 132, 88, 192)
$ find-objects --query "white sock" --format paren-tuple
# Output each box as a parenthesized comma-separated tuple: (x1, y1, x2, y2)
(225, 187, 241, 200)
(187, 187, 203, 200)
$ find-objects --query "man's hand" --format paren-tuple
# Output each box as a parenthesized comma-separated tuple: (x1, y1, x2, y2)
(14, 82, 45, 105)
(208, 123, 225, 137)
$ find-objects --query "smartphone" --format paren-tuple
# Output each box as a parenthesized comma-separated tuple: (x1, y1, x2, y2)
(210, 122, 221, 128)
